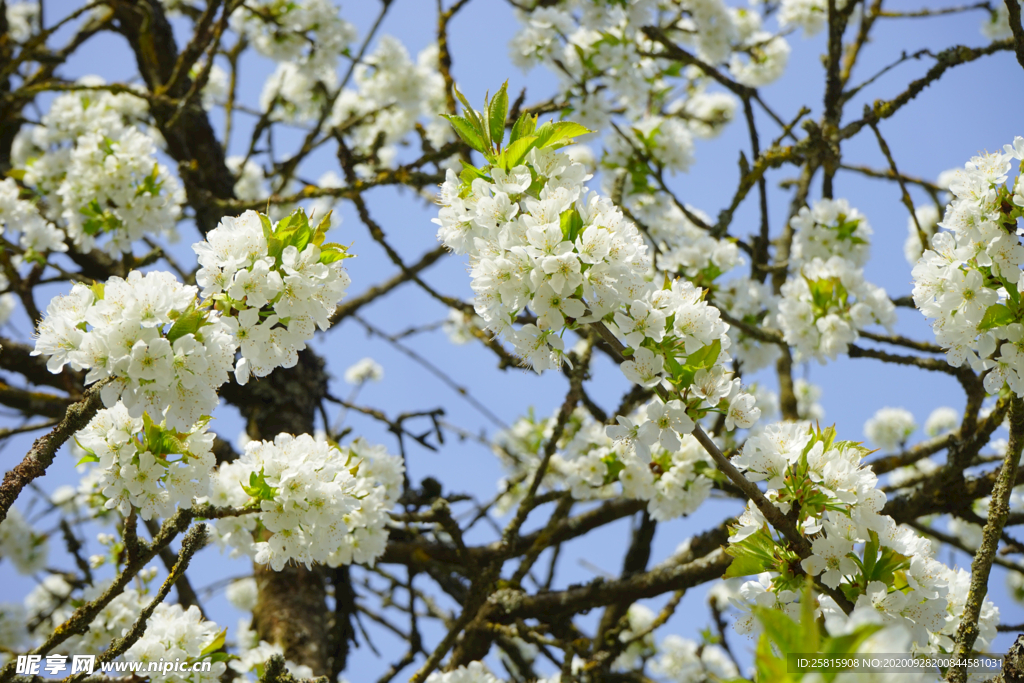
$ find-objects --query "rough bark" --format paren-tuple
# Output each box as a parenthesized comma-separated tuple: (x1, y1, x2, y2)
(228, 349, 337, 676)
(107, 2, 344, 672)
(109, 0, 237, 234)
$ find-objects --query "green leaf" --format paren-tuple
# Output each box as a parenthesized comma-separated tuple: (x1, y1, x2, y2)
(166, 303, 209, 345)
(6, 168, 26, 181)
(501, 135, 539, 170)
(752, 606, 803, 656)
(460, 164, 489, 185)
(509, 111, 537, 144)
(979, 303, 1015, 331)
(206, 652, 235, 664)
(724, 525, 778, 578)
(311, 211, 332, 246)
(200, 628, 227, 657)
(79, 200, 122, 236)
(807, 277, 837, 310)
(259, 213, 274, 242)
(601, 453, 625, 486)
(319, 243, 353, 264)
(452, 85, 484, 135)
(686, 338, 722, 370)
(663, 352, 684, 378)
(242, 468, 277, 501)
(442, 114, 487, 154)
(821, 622, 884, 659)
(453, 84, 473, 113)
(140, 413, 189, 458)
(533, 121, 555, 148)
(799, 577, 820, 654)
(1003, 276, 1021, 305)
(560, 208, 584, 242)
(754, 632, 792, 682)
(135, 164, 164, 197)
(271, 210, 299, 244)
(537, 121, 593, 148)
(481, 90, 492, 148)
(74, 438, 100, 466)
(488, 81, 509, 149)
(275, 208, 313, 253)
(869, 545, 911, 585)
(143, 412, 159, 443)
(89, 281, 105, 301)
(861, 529, 879, 582)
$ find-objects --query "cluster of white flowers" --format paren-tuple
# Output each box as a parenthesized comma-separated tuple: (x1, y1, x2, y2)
(31, 208, 351, 426)
(0, 177, 67, 255)
(607, 604, 656, 671)
(603, 185, 775, 379)
(207, 435, 402, 571)
(330, 37, 450, 164)
(425, 662, 502, 683)
(493, 403, 716, 522)
(12, 80, 183, 255)
(726, 10, 791, 87)
(672, 81, 738, 140)
(773, 0, 851, 37)
(230, 616, 314, 680)
(435, 133, 759, 435)
(713, 275, 781, 372)
(633, 196, 741, 284)
(192, 60, 229, 110)
(241, 0, 450, 171)
(74, 402, 215, 520)
(32, 270, 236, 430)
(508, 1, 786, 178)
(0, 506, 48, 575)
(4, 1, 39, 42)
(226, 578, 258, 611)
(794, 378, 825, 421)
(227, 156, 266, 202)
(0, 603, 29, 662)
(774, 199, 895, 362)
(124, 603, 227, 683)
(981, 0, 1022, 40)
(260, 61, 336, 123)
(194, 210, 351, 384)
(0, 291, 15, 329)
(443, 308, 486, 345)
(729, 423, 999, 653)
(437, 148, 632, 363)
(603, 116, 695, 176)
(650, 634, 738, 682)
(344, 357, 384, 385)
(863, 407, 917, 452)
(58, 126, 183, 254)
(23, 577, 174, 657)
(777, 255, 896, 362)
(912, 138, 1024, 396)
(791, 198, 872, 267)
(9, 572, 291, 680)
(231, 0, 355, 75)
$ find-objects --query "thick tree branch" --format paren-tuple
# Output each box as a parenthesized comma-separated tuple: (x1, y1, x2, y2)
(0, 381, 106, 526)
(948, 395, 1024, 682)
